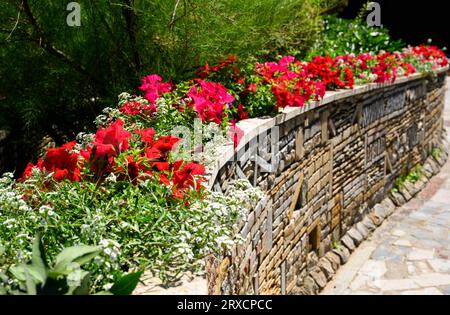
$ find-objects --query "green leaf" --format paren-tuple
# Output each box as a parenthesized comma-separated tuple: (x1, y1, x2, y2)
(109, 271, 143, 295)
(24, 268, 37, 295)
(9, 263, 45, 285)
(30, 234, 48, 283)
(93, 291, 113, 295)
(9, 265, 27, 282)
(70, 271, 90, 295)
(53, 245, 101, 275)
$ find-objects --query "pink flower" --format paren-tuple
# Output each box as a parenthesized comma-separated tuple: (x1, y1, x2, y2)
(187, 80, 235, 125)
(229, 121, 244, 149)
(139, 74, 172, 105)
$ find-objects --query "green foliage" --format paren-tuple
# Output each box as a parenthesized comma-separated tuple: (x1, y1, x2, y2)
(392, 164, 423, 193)
(307, 12, 404, 59)
(0, 0, 339, 174)
(0, 234, 142, 295)
(0, 170, 261, 290)
(432, 147, 442, 159)
(109, 271, 143, 295)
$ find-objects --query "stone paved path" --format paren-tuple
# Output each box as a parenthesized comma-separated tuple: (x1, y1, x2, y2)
(322, 77, 450, 295)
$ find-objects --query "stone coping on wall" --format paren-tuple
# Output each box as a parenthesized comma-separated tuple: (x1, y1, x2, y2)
(206, 66, 449, 189)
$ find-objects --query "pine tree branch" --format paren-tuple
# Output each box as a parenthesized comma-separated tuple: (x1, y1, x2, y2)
(21, 0, 94, 82)
(121, 0, 141, 73)
(5, 1, 23, 41)
(320, 0, 349, 15)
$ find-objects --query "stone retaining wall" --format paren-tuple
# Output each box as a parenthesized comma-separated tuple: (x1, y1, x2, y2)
(206, 69, 448, 295)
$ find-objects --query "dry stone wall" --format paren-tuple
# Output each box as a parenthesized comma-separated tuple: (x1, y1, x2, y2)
(206, 70, 448, 295)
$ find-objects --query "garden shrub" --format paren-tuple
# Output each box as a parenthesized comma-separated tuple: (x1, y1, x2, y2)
(307, 13, 404, 59)
(0, 166, 263, 292)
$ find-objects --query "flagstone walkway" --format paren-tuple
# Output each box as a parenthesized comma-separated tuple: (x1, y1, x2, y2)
(322, 77, 450, 295)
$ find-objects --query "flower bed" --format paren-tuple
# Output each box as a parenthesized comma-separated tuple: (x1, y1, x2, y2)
(0, 44, 447, 294)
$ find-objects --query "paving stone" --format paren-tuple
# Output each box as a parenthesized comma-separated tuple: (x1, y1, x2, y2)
(372, 204, 388, 225)
(384, 261, 409, 279)
(400, 287, 443, 295)
(348, 274, 370, 291)
(423, 169, 434, 180)
(427, 259, 450, 273)
(393, 239, 412, 247)
(411, 273, 450, 287)
(391, 229, 406, 237)
(371, 244, 403, 262)
(372, 279, 419, 291)
(347, 228, 364, 246)
(423, 163, 435, 177)
(404, 181, 419, 197)
(341, 234, 356, 252)
(427, 159, 441, 174)
(434, 154, 447, 167)
(407, 249, 435, 261)
(399, 187, 413, 201)
(406, 262, 417, 275)
(441, 285, 450, 295)
(359, 260, 387, 279)
(413, 179, 426, 192)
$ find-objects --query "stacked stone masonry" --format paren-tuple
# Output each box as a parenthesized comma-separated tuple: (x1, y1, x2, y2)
(207, 71, 448, 295)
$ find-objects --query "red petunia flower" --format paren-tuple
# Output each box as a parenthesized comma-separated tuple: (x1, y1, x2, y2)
(85, 119, 132, 178)
(172, 162, 205, 190)
(138, 127, 156, 145)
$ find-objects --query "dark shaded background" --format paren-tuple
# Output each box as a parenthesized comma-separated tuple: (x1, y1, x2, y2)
(340, 0, 450, 55)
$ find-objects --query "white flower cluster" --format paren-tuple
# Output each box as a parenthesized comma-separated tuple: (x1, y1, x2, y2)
(173, 179, 264, 267)
(99, 239, 121, 263)
(94, 106, 121, 128)
(198, 123, 230, 171)
(0, 173, 31, 214)
(75, 132, 94, 149)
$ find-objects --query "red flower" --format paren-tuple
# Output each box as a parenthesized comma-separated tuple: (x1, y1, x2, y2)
(237, 103, 249, 120)
(172, 162, 205, 190)
(138, 127, 156, 145)
(94, 119, 131, 155)
(85, 119, 132, 178)
(21, 142, 81, 182)
(229, 121, 244, 149)
(344, 68, 354, 89)
(120, 101, 157, 117)
(20, 162, 35, 181)
(42, 143, 81, 182)
(115, 155, 143, 185)
(152, 135, 181, 155)
(196, 54, 238, 79)
(144, 135, 180, 161)
(247, 83, 257, 93)
(139, 74, 172, 105)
